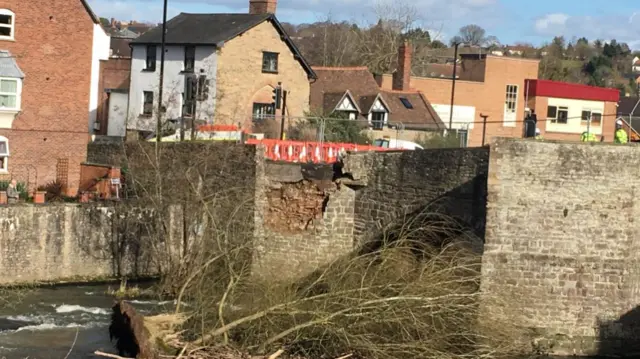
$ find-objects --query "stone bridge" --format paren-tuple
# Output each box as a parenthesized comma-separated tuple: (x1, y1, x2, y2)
(0, 138, 635, 357)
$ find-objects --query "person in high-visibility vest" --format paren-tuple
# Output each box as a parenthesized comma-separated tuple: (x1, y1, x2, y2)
(614, 120, 628, 144)
(580, 131, 597, 142)
(534, 128, 543, 140)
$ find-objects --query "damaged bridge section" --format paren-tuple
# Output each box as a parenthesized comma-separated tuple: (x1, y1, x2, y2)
(251, 146, 489, 281)
(252, 161, 356, 280)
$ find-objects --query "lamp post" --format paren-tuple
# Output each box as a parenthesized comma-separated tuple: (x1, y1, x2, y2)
(156, 0, 169, 142)
(449, 42, 460, 130)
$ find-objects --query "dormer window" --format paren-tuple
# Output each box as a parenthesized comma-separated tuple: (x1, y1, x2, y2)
(0, 9, 14, 40)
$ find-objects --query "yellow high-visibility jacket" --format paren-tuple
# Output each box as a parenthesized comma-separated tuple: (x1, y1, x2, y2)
(615, 129, 628, 144)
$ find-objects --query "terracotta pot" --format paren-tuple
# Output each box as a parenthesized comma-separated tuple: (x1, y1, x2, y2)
(34, 191, 46, 204)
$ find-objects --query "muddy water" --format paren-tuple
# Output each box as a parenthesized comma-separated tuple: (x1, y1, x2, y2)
(0, 284, 175, 359)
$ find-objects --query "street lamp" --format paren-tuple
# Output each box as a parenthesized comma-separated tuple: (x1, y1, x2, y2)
(156, 0, 169, 142)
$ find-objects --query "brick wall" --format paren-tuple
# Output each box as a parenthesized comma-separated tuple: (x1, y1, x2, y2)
(97, 58, 131, 135)
(379, 56, 540, 147)
(0, 203, 183, 284)
(481, 138, 640, 356)
(343, 148, 489, 246)
(0, 0, 96, 194)
(214, 20, 311, 130)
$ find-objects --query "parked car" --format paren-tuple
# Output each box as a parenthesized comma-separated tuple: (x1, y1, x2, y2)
(373, 137, 423, 150)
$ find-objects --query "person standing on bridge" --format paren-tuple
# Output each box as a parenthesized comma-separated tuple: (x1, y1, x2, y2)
(615, 120, 628, 144)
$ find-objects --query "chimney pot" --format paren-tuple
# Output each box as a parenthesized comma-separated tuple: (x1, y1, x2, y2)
(249, 0, 277, 14)
(392, 40, 412, 91)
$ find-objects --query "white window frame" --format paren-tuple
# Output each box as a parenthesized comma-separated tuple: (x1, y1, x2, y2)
(503, 84, 518, 127)
(0, 77, 21, 112)
(0, 135, 9, 173)
(581, 109, 602, 127)
(0, 9, 14, 41)
(548, 105, 569, 124)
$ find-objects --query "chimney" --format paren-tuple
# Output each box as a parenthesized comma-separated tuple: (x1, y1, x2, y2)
(392, 40, 412, 91)
(249, 0, 277, 15)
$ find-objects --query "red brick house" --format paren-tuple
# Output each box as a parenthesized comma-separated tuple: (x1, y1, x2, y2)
(0, 0, 109, 194)
(96, 37, 132, 137)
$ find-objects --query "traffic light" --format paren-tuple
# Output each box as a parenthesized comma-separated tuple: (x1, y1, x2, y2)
(272, 84, 282, 109)
(185, 74, 197, 102)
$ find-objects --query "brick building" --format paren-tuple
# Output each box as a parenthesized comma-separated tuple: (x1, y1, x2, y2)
(524, 79, 620, 142)
(96, 37, 132, 137)
(0, 0, 109, 194)
(377, 45, 540, 147)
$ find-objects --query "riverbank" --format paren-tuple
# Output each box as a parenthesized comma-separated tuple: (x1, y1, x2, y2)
(0, 284, 176, 358)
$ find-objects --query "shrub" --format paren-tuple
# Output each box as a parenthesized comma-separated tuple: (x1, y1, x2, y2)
(37, 180, 65, 202)
(416, 131, 462, 149)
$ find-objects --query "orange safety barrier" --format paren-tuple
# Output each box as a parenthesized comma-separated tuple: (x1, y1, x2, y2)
(245, 139, 396, 163)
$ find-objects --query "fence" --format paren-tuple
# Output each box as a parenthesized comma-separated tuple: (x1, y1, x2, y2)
(245, 138, 394, 163)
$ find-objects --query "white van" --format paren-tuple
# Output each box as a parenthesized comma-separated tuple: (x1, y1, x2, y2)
(373, 138, 423, 150)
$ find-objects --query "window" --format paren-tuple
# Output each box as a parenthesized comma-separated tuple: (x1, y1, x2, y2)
(371, 112, 385, 130)
(373, 139, 389, 148)
(184, 46, 195, 72)
(0, 78, 18, 110)
(0, 9, 14, 40)
(253, 103, 275, 121)
(0, 136, 9, 172)
(581, 110, 602, 127)
(505, 85, 518, 113)
(399, 97, 413, 109)
(145, 45, 156, 71)
(142, 91, 153, 116)
(262, 52, 278, 73)
(548, 106, 568, 124)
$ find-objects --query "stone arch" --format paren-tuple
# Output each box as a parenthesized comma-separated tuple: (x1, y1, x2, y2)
(246, 84, 283, 136)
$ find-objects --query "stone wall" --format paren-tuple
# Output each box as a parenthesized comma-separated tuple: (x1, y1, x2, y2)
(252, 159, 356, 280)
(0, 204, 183, 285)
(481, 138, 640, 356)
(343, 148, 489, 247)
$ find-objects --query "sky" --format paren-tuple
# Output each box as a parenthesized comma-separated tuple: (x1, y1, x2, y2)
(87, 0, 640, 48)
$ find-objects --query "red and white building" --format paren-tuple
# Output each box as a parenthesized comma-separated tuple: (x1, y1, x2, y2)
(524, 79, 620, 142)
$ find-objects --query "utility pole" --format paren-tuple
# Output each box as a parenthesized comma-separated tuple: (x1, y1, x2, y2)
(449, 42, 460, 130)
(156, 0, 168, 142)
(480, 114, 488, 146)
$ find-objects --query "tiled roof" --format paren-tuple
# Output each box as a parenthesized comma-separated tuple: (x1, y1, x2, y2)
(310, 66, 444, 129)
(133, 13, 316, 79)
(0, 51, 24, 79)
(110, 37, 132, 58)
(133, 13, 270, 45)
(310, 67, 380, 116)
(382, 90, 444, 130)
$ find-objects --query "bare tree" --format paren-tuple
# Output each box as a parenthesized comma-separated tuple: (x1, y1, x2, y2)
(450, 24, 498, 47)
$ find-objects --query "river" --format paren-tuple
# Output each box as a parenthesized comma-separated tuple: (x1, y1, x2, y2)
(0, 283, 174, 359)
